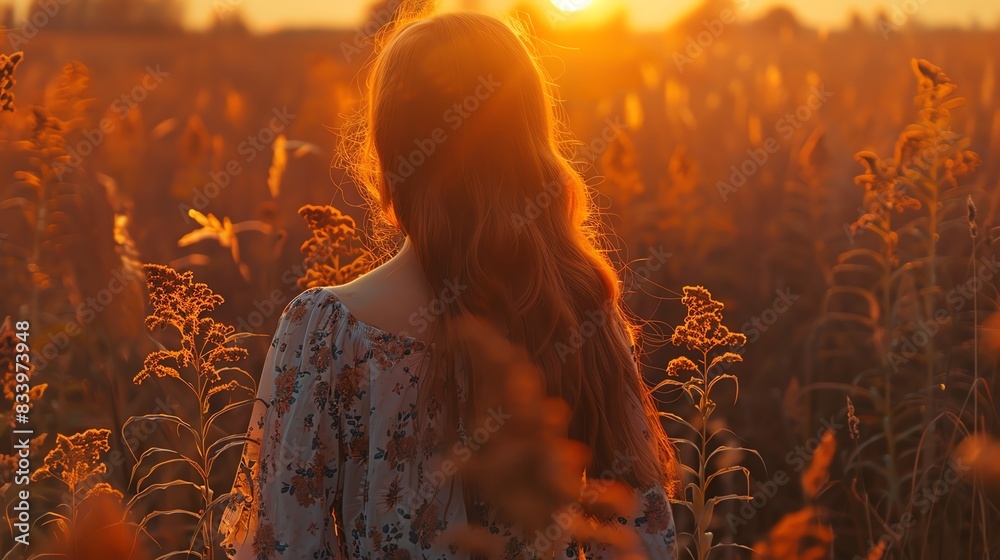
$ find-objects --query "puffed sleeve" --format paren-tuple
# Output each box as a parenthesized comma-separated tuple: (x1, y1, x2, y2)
(218, 288, 347, 559)
(583, 385, 678, 560)
(578, 476, 678, 560)
(614, 484, 678, 560)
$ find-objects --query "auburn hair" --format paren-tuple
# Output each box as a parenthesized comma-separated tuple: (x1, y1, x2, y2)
(340, 9, 678, 495)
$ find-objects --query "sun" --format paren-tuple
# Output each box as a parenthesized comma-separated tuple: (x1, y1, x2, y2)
(550, 0, 594, 12)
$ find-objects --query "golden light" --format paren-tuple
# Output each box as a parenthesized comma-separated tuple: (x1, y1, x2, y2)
(550, 0, 594, 13)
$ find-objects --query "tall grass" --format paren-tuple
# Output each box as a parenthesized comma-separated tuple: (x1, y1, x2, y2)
(812, 59, 995, 558)
(1, 17, 999, 560)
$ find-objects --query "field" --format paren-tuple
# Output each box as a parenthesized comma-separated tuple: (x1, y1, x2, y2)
(2, 2, 1000, 558)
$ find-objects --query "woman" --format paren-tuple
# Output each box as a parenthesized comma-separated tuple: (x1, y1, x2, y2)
(219, 10, 678, 560)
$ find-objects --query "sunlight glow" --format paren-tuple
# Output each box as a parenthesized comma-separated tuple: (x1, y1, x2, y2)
(550, 0, 594, 13)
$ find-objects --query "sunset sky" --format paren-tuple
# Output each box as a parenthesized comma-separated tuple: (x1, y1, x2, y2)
(10, 0, 1000, 31)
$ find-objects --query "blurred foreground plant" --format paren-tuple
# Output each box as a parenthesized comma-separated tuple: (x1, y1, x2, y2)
(751, 430, 835, 560)
(29, 429, 139, 560)
(177, 210, 274, 282)
(450, 317, 654, 559)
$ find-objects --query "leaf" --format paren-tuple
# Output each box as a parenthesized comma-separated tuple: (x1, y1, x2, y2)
(205, 398, 257, 433)
(129, 446, 205, 488)
(137, 508, 200, 531)
(208, 437, 253, 470)
(177, 227, 221, 247)
(127, 480, 205, 509)
(136, 457, 207, 492)
(706, 466, 752, 494)
(122, 415, 200, 459)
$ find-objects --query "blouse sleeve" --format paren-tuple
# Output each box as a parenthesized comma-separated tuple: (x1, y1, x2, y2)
(594, 484, 678, 560)
(218, 288, 347, 559)
(582, 385, 678, 560)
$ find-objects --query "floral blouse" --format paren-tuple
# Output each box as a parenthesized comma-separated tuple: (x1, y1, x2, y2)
(218, 286, 677, 559)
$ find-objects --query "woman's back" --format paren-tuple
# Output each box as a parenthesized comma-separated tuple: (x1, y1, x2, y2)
(221, 9, 679, 559)
(220, 283, 676, 559)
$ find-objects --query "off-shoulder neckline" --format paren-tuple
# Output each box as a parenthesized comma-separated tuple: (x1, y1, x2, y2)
(316, 286, 430, 349)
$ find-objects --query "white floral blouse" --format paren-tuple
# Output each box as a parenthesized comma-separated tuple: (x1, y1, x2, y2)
(218, 286, 677, 559)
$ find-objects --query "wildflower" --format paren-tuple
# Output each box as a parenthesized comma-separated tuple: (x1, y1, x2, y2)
(946, 150, 982, 185)
(666, 356, 698, 377)
(133, 349, 184, 384)
(32, 429, 112, 489)
(664, 286, 752, 560)
(846, 396, 860, 441)
(298, 204, 371, 288)
(709, 351, 744, 371)
(670, 286, 747, 354)
(130, 264, 255, 557)
(851, 152, 920, 225)
(84, 482, 124, 502)
(134, 264, 247, 386)
(0, 51, 23, 112)
(143, 264, 223, 334)
(912, 58, 956, 103)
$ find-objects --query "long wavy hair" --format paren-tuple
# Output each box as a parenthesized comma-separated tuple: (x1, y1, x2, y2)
(340, 9, 678, 495)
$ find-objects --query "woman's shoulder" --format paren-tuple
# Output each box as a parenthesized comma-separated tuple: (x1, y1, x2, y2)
(279, 286, 345, 327)
(279, 285, 429, 356)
